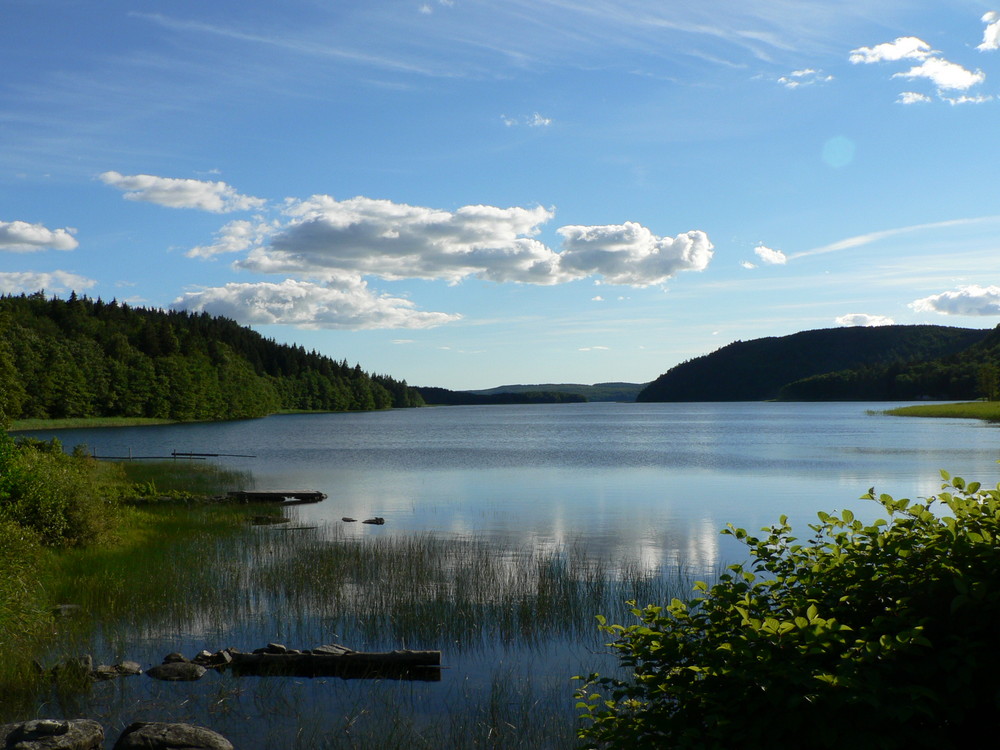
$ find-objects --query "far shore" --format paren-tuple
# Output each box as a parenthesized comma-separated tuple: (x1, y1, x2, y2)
(7, 410, 346, 433)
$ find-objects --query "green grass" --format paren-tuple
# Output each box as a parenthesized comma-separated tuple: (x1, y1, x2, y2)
(8, 417, 179, 432)
(118, 459, 254, 498)
(878, 401, 1000, 421)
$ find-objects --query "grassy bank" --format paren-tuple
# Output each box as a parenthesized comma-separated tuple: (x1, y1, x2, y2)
(8, 417, 179, 432)
(879, 401, 1000, 421)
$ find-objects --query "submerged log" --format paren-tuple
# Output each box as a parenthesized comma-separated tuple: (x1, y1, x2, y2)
(226, 649, 441, 681)
(226, 490, 327, 504)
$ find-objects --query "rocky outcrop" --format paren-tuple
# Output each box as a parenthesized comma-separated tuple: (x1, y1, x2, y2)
(112, 722, 233, 750)
(0, 719, 103, 750)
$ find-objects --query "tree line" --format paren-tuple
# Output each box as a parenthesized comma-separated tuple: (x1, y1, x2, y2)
(0, 292, 424, 423)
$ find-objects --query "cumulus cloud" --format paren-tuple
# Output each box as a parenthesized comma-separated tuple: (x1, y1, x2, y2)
(851, 35, 987, 101)
(186, 219, 277, 258)
(556, 222, 713, 286)
(740, 260, 756, 270)
(171, 278, 461, 330)
(892, 57, 985, 91)
(777, 68, 833, 88)
(897, 91, 932, 104)
(100, 171, 266, 213)
(0, 271, 96, 294)
(233, 195, 713, 288)
(0, 220, 78, 252)
(979, 11, 1000, 51)
(835, 313, 895, 327)
(849, 37, 932, 64)
(753, 244, 787, 265)
(910, 285, 1000, 316)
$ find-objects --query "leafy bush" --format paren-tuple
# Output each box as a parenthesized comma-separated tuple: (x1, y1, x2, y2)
(577, 472, 1000, 749)
(0, 433, 123, 546)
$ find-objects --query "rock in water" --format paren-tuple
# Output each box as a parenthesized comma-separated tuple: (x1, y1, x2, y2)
(145, 662, 207, 681)
(113, 722, 233, 750)
(0, 718, 103, 749)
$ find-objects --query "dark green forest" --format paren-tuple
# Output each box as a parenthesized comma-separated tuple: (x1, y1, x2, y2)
(637, 325, 996, 402)
(415, 386, 587, 406)
(0, 292, 423, 423)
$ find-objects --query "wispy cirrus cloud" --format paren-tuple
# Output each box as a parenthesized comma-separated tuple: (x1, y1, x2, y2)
(0, 220, 78, 252)
(100, 171, 266, 213)
(790, 216, 1000, 259)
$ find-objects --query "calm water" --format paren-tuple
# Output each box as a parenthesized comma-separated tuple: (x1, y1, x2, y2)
(20, 402, 1000, 748)
(32, 401, 1000, 576)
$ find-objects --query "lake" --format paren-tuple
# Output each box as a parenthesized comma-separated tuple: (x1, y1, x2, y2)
(17, 402, 1000, 748)
(32, 401, 1000, 576)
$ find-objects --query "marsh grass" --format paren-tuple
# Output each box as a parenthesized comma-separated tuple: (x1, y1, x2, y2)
(9, 507, 689, 748)
(876, 401, 1000, 421)
(118, 460, 254, 498)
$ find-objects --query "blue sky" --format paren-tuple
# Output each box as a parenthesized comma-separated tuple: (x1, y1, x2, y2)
(4, 1, 1000, 389)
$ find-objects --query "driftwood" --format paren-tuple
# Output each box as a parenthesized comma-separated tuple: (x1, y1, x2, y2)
(226, 490, 327, 504)
(226, 649, 441, 681)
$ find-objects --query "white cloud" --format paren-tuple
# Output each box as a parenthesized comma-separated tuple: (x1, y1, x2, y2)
(740, 260, 756, 269)
(892, 57, 984, 91)
(897, 91, 932, 104)
(753, 244, 786, 265)
(777, 68, 833, 88)
(501, 113, 552, 127)
(592, 295, 604, 301)
(233, 195, 713, 288)
(979, 11, 1000, 51)
(910, 285, 1000, 316)
(835, 313, 895, 327)
(186, 219, 277, 258)
(578, 346, 609, 351)
(99, 171, 266, 213)
(0, 271, 96, 294)
(171, 277, 461, 330)
(0, 220, 78, 252)
(556, 222, 713, 286)
(849, 37, 932, 64)
(941, 93, 994, 105)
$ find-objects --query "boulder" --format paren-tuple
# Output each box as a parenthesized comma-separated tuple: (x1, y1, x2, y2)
(112, 722, 232, 750)
(0, 719, 103, 749)
(145, 662, 206, 682)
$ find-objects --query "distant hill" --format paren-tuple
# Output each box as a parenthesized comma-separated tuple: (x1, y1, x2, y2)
(637, 325, 992, 402)
(414, 386, 586, 406)
(467, 382, 646, 402)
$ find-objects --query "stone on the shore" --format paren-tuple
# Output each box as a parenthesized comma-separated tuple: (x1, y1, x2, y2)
(112, 722, 232, 750)
(0, 718, 103, 749)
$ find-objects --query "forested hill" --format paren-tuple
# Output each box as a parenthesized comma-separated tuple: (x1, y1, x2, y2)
(636, 325, 992, 402)
(0, 292, 423, 423)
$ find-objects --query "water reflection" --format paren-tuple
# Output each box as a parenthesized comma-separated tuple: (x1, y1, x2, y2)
(21, 402, 1000, 580)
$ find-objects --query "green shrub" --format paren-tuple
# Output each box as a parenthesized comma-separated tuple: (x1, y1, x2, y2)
(577, 472, 1000, 749)
(0, 433, 123, 547)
